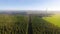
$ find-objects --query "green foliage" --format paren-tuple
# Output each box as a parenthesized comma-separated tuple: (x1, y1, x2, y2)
(0, 14, 28, 34)
(0, 14, 60, 34)
(31, 16, 60, 34)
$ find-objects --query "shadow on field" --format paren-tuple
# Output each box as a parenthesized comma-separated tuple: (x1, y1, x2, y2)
(28, 22, 33, 34)
(28, 15, 33, 34)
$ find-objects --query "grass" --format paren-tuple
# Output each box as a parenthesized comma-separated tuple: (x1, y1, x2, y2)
(31, 16, 58, 34)
(43, 13, 60, 27)
(0, 14, 60, 34)
(0, 14, 28, 34)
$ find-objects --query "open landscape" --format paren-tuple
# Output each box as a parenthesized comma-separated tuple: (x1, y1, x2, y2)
(0, 11, 60, 34)
(0, 0, 60, 34)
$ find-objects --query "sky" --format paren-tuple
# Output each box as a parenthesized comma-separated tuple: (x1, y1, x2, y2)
(0, 0, 60, 11)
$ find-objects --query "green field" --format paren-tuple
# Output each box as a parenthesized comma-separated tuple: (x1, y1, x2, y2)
(0, 14, 28, 34)
(43, 13, 60, 27)
(0, 14, 60, 34)
(31, 15, 60, 34)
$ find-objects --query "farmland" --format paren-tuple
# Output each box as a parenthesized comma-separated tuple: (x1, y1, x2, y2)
(0, 11, 60, 34)
(0, 14, 28, 34)
(31, 15, 60, 34)
(43, 13, 60, 27)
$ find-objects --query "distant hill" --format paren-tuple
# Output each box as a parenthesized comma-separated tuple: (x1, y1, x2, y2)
(0, 11, 27, 15)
